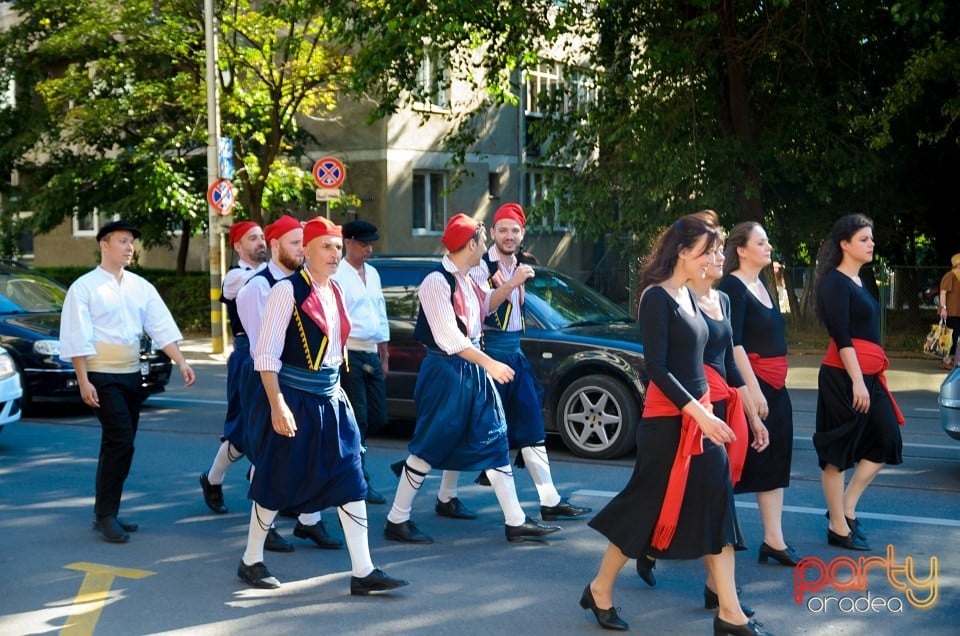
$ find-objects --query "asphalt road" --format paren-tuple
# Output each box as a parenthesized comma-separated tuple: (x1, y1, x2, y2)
(0, 344, 957, 635)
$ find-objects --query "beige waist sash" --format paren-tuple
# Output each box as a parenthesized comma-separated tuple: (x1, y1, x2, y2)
(86, 342, 140, 374)
(347, 337, 378, 353)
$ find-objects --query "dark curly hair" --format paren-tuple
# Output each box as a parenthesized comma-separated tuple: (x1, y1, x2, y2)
(640, 211, 721, 290)
(813, 213, 874, 323)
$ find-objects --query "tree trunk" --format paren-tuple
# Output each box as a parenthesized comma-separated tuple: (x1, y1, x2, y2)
(176, 220, 191, 276)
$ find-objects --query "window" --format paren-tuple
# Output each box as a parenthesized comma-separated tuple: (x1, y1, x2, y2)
(523, 169, 568, 231)
(412, 171, 447, 233)
(415, 51, 449, 111)
(72, 209, 114, 238)
(526, 62, 561, 116)
(525, 61, 596, 117)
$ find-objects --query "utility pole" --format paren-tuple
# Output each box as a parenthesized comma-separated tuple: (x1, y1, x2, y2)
(204, 0, 224, 353)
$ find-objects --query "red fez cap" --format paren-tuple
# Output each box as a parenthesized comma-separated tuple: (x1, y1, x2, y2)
(441, 213, 480, 252)
(228, 221, 259, 246)
(303, 216, 342, 247)
(264, 215, 302, 244)
(493, 203, 526, 228)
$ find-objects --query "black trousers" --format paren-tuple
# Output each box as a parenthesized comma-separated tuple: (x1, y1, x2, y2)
(340, 351, 386, 480)
(89, 372, 146, 518)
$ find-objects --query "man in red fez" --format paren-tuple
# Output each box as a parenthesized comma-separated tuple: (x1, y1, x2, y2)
(238, 216, 407, 595)
(383, 212, 562, 544)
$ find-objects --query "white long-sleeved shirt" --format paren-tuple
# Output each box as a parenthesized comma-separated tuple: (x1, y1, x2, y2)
(59, 266, 183, 360)
(418, 255, 490, 355)
(469, 246, 524, 332)
(221, 258, 265, 302)
(333, 259, 389, 347)
(236, 261, 292, 349)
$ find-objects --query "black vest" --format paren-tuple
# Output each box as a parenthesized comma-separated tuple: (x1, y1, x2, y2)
(413, 267, 468, 350)
(481, 253, 524, 331)
(220, 265, 249, 337)
(280, 269, 343, 371)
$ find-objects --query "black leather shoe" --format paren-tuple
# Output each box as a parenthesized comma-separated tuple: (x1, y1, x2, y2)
(365, 484, 387, 505)
(293, 521, 343, 549)
(435, 497, 477, 520)
(704, 585, 755, 618)
(540, 499, 592, 521)
(824, 511, 866, 541)
(265, 526, 295, 552)
(237, 560, 280, 589)
(94, 515, 129, 543)
(200, 472, 228, 514)
(636, 555, 657, 587)
(828, 528, 870, 551)
(758, 541, 799, 566)
(579, 584, 628, 631)
(350, 568, 410, 596)
(713, 616, 770, 635)
(505, 516, 561, 542)
(384, 519, 434, 544)
(93, 517, 138, 533)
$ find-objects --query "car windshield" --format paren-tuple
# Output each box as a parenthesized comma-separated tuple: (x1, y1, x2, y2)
(0, 271, 67, 313)
(525, 267, 633, 328)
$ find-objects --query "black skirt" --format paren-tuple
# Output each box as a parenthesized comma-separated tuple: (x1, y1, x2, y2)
(734, 378, 793, 493)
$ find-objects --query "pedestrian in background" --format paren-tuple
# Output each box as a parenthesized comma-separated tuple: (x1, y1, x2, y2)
(59, 220, 196, 544)
(938, 253, 960, 368)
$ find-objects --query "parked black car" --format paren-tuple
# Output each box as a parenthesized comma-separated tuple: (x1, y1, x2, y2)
(371, 256, 648, 459)
(0, 261, 173, 411)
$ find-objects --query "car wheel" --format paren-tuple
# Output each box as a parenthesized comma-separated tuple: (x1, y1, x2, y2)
(556, 374, 638, 459)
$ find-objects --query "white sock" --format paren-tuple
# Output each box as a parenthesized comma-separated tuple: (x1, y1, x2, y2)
(242, 503, 278, 566)
(485, 465, 526, 526)
(298, 511, 322, 526)
(522, 445, 561, 507)
(208, 441, 242, 485)
(437, 470, 460, 502)
(387, 455, 431, 524)
(339, 500, 374, 578)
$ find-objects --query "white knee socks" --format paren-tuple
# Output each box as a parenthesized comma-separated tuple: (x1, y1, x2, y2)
(521, 445, 561, 507)
(387, 455, 431, 524)
(208, 440, 243, 485)
(339, 500, 374, 578)
(438, 470, 460, 502)
(485, 465, 526, 526)
(242, 503, 278, 566)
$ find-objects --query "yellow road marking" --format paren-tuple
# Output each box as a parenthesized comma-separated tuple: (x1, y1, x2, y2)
(60, 562, 155, 636)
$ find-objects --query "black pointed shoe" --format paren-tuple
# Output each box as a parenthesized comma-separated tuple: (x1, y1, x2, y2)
(505, 516, 561, 542)
(435, 497, 477, 520)
(540, 499, 592, 521)
(93, 517, 138, 533)
(265, 526, 295, 552)
(200, 472, 228, 514)
(94, 515, 130, 543)
(579, 584, 628, 631)
(824, 510, 866, 541)
(636, 555, 657, 587)
(237, 560, 280, 589)
(758, 541, 799, 566)
(350, 568, 410, 596)
(365, 484, 387, 505)
(828, 528, 870, 551)
(384, 519, 434, 544)
(704, 585, 755, 618)
(293, 521, 343, 549)
(713, 616, 770, 635)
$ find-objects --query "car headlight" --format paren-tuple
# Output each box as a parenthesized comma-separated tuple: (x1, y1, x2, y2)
(0, 350, 16, 379)
(33, 339, 61, 356)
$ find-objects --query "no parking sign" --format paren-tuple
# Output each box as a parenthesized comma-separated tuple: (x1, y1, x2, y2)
(313, 156, 346, 189)
(207, 179, 236, 216)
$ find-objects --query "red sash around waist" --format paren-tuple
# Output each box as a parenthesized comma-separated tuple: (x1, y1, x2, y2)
(823, 338, 905, 426)
(747, 353, 788, 389)
(643, 381, 712, 551)
(704, 365, 748, 485)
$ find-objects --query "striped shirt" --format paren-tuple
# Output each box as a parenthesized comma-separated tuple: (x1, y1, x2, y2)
(470, 246, 524, 332)
(236, 261, 291, 349)
(419, 255, 491, 355)
(221, 258, 264, 301)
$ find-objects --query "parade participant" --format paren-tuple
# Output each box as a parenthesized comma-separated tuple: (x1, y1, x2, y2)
(383, 213, 561, 545)
(236, 214, 341, 551)
(582, 213, 766, 635)
(59, 220, 196, 544)
(238, 216, 407, 594)
(813, 214, 904, 551)
(333, 220, 390, 505)
(718, 222, 798, 567)
(433, 203, 591, 522)
(938, 253, 960, 368)
(199, 220, 266, 516)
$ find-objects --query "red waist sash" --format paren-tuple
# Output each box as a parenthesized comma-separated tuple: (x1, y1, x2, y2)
(823, 339, 905, 426)
(747, 353, 788, 390)
(704, 365, 748, 485)
(643, 381, 712, 550)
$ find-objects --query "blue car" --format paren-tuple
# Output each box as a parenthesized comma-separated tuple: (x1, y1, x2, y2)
(940, 364, 960, 440)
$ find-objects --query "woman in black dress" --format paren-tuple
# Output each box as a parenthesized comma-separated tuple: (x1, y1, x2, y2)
(813, 214, 904, 551)
(581, 213, 767, 635)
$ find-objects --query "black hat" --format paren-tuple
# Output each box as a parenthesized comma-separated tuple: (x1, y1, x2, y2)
(96, 220, 141, 242)
(342, 220, 379, 242)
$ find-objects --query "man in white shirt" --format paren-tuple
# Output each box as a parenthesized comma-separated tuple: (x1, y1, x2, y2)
(333, 220, 390, 505)
(59, 220, 196, 544)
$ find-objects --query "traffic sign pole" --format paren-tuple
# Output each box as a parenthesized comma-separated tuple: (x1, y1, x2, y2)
(204, 0, 224, 354)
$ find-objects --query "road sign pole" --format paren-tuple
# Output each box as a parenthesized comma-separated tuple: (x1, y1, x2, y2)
(204, 0, 224, 354)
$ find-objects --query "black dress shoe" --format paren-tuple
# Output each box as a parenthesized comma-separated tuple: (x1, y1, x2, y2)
(758, 541, 799, 566)
(636, 555, 657, 587)
(365, 484, 387, 505)
(293, 521, 343, 549)
(94, 515, 129, 543)
(713, 616, 770, 635)
(265, 526, 295, 552)
(704, 585, 755, 618)
(93, 517, 138, 533)
(505, 516, 561, 542)
(237, 560, 280, 589)
(435, 497, 477, 520)
(384, 519, 434, 544)
(200, 472, 228, 514)
(828, 528, 870, 551)
(540, 499, 592, 521)
(824, 511, 866, 541)
(579, 584, 628, 631)
(350, 568, 410, 596)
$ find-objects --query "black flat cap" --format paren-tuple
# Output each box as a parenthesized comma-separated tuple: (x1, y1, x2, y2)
(342, 220, 379, 242)
(96, 220, 141, 242)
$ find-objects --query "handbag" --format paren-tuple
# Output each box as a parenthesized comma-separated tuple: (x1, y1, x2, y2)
(923, 318, 953, 358)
